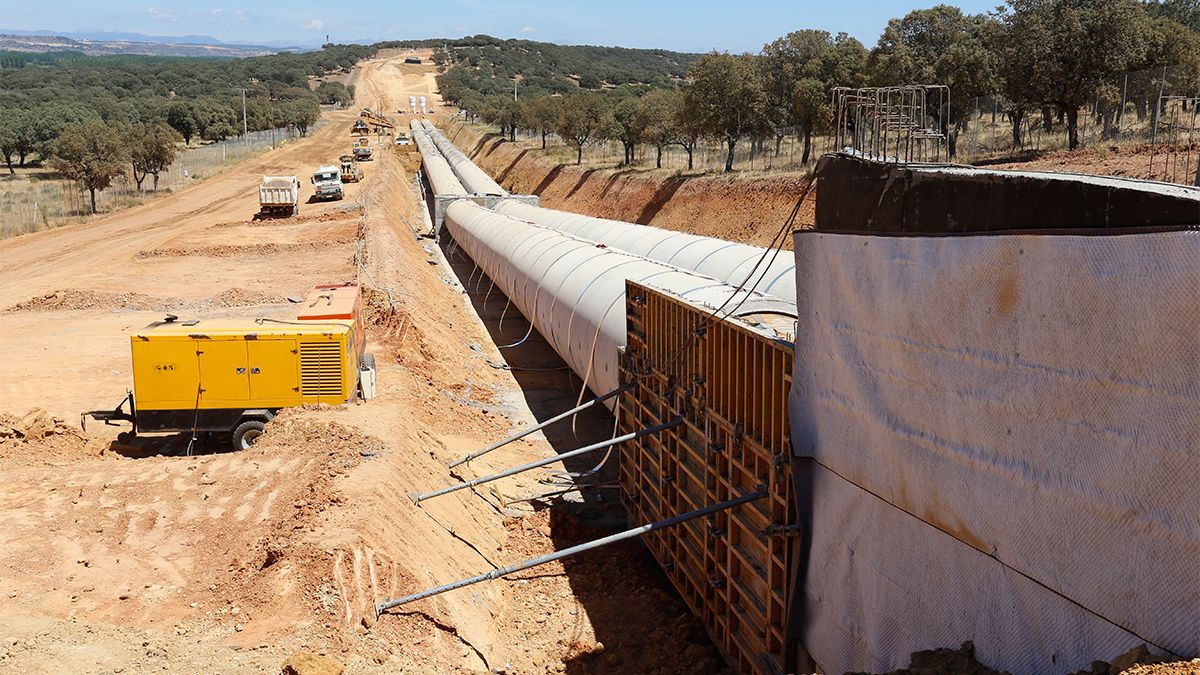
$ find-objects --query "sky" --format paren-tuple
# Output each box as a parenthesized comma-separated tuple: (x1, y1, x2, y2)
(0, 1, 1001, 52)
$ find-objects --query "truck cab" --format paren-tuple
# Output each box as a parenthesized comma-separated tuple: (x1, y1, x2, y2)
(311, 165, 344, 201)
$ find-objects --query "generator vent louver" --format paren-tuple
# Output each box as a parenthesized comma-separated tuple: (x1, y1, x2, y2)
(300, 342, 342, 397)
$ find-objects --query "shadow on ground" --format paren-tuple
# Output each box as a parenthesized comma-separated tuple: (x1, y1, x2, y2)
(436, 224, 729, 675)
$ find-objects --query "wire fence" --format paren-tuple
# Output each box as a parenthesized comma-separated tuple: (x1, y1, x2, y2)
(1, 123, 316, 239)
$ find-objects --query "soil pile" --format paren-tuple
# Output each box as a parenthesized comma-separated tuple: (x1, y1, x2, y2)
(1069, 645, 1200, 675)
(6, 288, 176, 312)
(0, 408, 106, 463)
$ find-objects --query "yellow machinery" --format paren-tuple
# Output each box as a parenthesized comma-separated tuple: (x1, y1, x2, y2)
(84, 317, 368, 450)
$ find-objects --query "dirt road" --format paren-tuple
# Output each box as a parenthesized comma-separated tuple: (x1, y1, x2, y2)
(0, 54, 723, 673)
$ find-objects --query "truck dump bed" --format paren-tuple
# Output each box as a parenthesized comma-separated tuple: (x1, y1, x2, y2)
(259, 176, 299, 206)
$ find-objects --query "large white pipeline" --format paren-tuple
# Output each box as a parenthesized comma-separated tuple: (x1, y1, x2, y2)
(422, 120, 506, 195)
(413, 122, 795, 401)
(411, 121, 466, 197)
(493, 201, 796, 304)
(442, 200, 795, 397)
(425, 121, 795, 304)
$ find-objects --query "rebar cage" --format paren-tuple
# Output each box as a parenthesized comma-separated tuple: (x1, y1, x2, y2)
(833, 85, 950, 163)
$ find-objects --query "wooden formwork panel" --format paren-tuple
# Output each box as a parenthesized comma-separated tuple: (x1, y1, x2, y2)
(618, 282, 797, 675)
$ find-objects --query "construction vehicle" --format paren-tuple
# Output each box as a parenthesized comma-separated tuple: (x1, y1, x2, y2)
(83, 284, 375, 451)
(311, 165, 344, 201)
(353, 137, 373, 161)
(358, 109, 395, 134)
(352, 119, 369, 135)
(258, 175, 300, 217)
(394, 132, 412, 146)
(339, 155, 363, 183)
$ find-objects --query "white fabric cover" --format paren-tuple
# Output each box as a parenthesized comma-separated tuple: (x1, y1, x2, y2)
(789, 230, 1200, 674)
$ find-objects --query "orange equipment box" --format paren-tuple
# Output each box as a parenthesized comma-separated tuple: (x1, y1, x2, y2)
(298, 283, 366, 358)
(298, 283, 361, 321)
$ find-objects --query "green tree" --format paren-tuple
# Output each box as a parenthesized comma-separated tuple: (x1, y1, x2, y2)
(990, 8, 1050, 148)
(127, 121, 182, 191)
(520, 95, 562, 149)
(556, 92, 609, 165)
(1003, 0, 1151, 150)
(611, 96, 648, 165)
(30, 103, 98, 164)
(202, 121, 237, 142)
(165, 101, 198, 145)
(639, 89, 681, 169)
(868, 5, 1000, 156)
(672, 101, 704, 171)
(763, 30, 867, 164)
(0, 107, 35, 174)
(281, 99, 320, 136)
(682, 52, 769, 172)
(315, 81, 355, 106)
(484, 95, 521, 141)
(49, 121, 129, 215)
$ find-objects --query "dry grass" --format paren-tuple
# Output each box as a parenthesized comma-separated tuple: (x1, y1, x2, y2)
(0, 125, 313, 240)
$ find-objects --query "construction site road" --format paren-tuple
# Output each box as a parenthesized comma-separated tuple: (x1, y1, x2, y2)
(0, 53, 726, 674)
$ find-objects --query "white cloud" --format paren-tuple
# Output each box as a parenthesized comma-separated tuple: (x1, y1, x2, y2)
(307, 19, 326, 30)
(520, 26, 536, 33)
(231, 9, 248, 23)
(147, 6, 177, 21)
(209, 9, 223, 16)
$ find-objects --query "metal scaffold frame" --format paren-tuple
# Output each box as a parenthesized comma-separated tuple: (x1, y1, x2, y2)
(1149, 93, 1200, 186)
(618, 281, 800, 675)
(833, 85, 950, 163)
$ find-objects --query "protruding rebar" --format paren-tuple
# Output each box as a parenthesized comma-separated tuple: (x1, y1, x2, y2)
(377, 488, 766, 614)
(446, 384, 632, 468)
(417, 418, 678, 503)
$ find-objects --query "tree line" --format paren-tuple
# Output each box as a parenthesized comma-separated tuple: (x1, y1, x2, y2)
(0, 44, 369, 212)
(448, 0, 1200, 171)
(381, 35, 697, 100)
(0, 45, 367, 170)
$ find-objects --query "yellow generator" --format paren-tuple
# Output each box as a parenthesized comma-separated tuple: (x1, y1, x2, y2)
(84, 317, 371, 450)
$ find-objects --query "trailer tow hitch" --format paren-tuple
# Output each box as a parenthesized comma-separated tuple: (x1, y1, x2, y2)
(81, 391, 136, 431)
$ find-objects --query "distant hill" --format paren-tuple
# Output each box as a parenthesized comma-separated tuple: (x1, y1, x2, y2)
(4, 29, 227, 45)
(378, 35, 700, 101)
(0, 32, 304, 58)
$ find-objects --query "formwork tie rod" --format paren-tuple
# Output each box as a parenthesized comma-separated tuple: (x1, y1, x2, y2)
(377, 489, 766, 615)
(447, 384, 632, 469)
(416, 418, 679, 504)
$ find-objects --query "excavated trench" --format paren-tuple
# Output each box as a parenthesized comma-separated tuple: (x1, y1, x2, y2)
(424, 185, 732, 673)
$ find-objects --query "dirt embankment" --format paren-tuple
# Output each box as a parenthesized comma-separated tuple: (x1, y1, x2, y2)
(0, 54, 730, 674)
(444, 123, 815, 249)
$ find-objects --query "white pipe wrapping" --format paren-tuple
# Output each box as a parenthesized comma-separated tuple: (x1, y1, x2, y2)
(493, 201, 797, 304)
(411, 121, 466, 197)
(443, 200, 795, 399)
(423, 121, 506, 195)
(423, 121, 794, 303)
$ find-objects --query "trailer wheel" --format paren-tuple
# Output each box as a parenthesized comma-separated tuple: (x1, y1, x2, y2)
(232, 420, 266, 451)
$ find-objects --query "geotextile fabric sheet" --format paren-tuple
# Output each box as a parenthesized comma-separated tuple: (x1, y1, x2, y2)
(788, 229, 1199, 674)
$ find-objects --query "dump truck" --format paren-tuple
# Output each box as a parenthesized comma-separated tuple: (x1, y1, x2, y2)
(83, 283, 376, 451)
(353, 137, 373, 161)
(339, 155, 363, 182)
(259, 175, 300, 217)
(311, 165, 344, 201)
